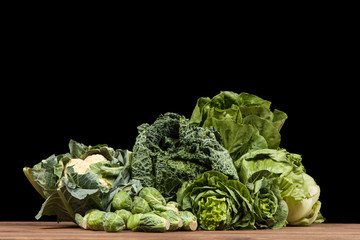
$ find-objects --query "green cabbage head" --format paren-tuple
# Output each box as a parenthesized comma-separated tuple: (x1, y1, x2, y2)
(246, 170, 288, 229)
(177, 171, 255, 230)
(286, 174, 323, 225)
(235, 148, 325, 225)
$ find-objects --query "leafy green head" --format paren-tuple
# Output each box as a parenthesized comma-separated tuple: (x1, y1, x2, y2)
(131, 113, 238, 200)
(139, 187, 166, 209)
(114, 209, 132, 229)
(246, 170, 288, 229)
(103, 212, 125, 232)
(87, 210, 106, 231)
(112, 190, 132, 211)
(131, 196, 151, 214)
(127, 213, 170, 232)
(235, 149, 324, 226)
(197, 196, 228, 230)
(190, 91, 288, 161)
(285, 174, 324, 225)
(23, 139, 139, 222)
(177, 171, 255, 230)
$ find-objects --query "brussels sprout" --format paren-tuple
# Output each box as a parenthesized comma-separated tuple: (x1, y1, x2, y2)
(178, 211, 198, 231)
(131, 196, 151, 214)
(155, 210, 183, 231)
(87, 210, 106, 231)
(115, 209, 132, 229)
(103, 212, 125, 232)
(127, 213, 142, 231)
(165, 201, 179, 214)
(112, 190, 132, 211)
(139, 187, 166, 208)
(127, 213, 170, 232)
(80, 209, 101, 229)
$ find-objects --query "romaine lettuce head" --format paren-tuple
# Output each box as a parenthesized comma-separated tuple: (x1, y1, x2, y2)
(131, 113, 238, 200)
(23, 140, 142, 222)
(177, 171, 255, 230)
(190, 91, 287, 161)
(235, 148, 324, 225)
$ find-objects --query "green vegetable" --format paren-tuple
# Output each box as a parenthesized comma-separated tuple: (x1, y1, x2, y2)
(131, 196, 151, 214)
(127, 213, 170, 232)
(177, 171, 255, 230)
(166, 201, 179, 214)
(138, 187, 166, 209)
(112, 190, 132, 211)
(190, 91, 287, 161)
(246, 170, 288, 229)
(24, 90, 325, 231)
(76, 209, 125, 232)
(235, 148, 324, 226)
(103, 212, 125, 232)
(286, 174, 324, 225)
(80, 209, 100, 229)
(131, 112, 238, 199)
(178, 211, 197, 231)
(87, 210, 106, 231)
(155, 210, 183, 231)
(115, 209, 132, 229)
(23, 140, 142, 222)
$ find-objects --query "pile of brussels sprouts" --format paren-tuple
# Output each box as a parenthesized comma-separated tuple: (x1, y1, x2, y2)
(75, 187, 197, 232)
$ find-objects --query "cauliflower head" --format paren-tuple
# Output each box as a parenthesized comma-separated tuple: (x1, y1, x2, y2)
(64, 154, 110, 187)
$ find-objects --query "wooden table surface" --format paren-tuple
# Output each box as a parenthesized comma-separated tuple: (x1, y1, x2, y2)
(0, 222, 359, 240)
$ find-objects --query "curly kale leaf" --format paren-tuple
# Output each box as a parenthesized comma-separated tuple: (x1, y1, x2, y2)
(131, 113, 238, 199)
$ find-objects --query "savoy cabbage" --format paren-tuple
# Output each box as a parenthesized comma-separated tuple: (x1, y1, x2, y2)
(131, 113, 238, 200)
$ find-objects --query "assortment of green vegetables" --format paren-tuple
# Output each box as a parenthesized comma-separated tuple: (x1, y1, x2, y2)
(24, 91, 324, 232)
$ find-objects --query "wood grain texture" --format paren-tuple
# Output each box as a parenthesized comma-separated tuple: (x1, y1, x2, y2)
(0, 222, 359, 240)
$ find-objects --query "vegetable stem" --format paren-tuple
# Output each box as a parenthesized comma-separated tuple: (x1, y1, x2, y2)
(57, 187, 75, 222)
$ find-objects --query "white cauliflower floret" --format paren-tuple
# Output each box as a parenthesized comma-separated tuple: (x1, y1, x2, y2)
(65, 158, 89, 175)
(64, 155, 110, 188)
(84, 154, 108, 164)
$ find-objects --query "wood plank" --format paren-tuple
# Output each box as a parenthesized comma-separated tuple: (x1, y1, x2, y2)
(0, 222, 359, 240)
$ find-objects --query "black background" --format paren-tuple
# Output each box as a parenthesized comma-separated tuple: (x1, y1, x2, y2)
(2, 12, 358, 223)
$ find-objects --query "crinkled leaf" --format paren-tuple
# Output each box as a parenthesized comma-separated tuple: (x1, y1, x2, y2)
(132, 113, 238, 200)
